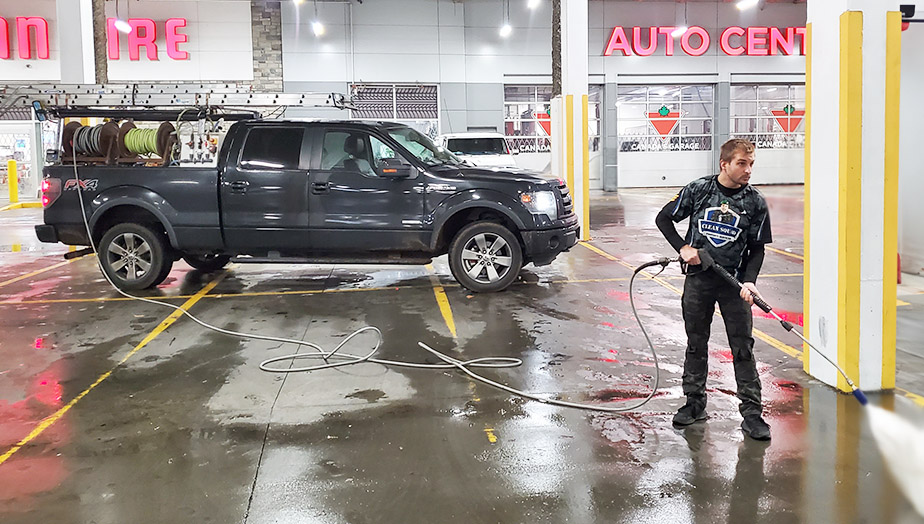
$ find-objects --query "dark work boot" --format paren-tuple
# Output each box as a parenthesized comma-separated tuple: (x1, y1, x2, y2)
(741, 414, 771, 440)
(672, 403, 707, 426)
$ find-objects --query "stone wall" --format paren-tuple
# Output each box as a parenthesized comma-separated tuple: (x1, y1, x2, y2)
(251, 1, 283, 92)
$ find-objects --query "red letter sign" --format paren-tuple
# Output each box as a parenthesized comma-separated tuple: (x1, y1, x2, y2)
(657, 27, 676, 56)
(128, 18, 158, 60)
(165, 18, 188, 60)
(720, 26, 745, 56)
(632, 26, 657, 56)
(0, 18, 8, 59)
(107, 18, 120, 59)
(746, 26, 770, 56)
(16, 17, 49, 59)
(681, 26, 710, 56)
(769, 27, 795, 55)
(603, 27, 632, 56)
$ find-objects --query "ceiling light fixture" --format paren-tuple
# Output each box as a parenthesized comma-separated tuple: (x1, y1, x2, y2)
(527, 0, 540, 9)
(500, 0, 512, 37)
(113, 0, 131, 34)
(312, 0, 325, 36)
(737, 0, 760, 11)
(671, 0, 688, 38)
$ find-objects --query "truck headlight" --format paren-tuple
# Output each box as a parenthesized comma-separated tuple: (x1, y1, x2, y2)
(520, 191, 557, 220)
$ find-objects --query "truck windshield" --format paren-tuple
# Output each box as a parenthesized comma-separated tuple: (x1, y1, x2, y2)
(446, 138, 508, 155)
(387, 128, 463, 167)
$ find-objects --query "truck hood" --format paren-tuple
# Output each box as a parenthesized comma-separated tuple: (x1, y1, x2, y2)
(430, 164, 553, 186)
(454, 153, 518, 169)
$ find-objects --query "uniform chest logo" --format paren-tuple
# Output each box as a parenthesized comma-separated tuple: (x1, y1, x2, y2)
(698, 201, 742, 247)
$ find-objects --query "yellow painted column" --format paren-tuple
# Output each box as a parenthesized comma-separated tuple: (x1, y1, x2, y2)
(7, 160, 18, 204)
(805, 1, 901, 392)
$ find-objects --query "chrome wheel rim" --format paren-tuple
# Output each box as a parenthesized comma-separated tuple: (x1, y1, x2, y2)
(107, 232, 153, 282)
(460, 232, 513, 284)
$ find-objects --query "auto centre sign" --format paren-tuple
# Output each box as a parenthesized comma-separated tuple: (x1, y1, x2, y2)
(603, 26, 806, 56)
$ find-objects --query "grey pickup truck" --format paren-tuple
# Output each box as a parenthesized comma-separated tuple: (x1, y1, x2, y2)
(36, 120, 579, 292)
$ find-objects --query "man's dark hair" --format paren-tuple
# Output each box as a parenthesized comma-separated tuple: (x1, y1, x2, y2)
(719, 138, 756, 164)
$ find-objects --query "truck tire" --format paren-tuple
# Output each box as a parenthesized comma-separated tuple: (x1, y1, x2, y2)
(182, 254, 231, 272)
(98, 223, 173, 290)
(448, 221, 522, 292)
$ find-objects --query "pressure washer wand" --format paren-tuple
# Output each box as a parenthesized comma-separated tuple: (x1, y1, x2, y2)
(696, 250, 869, 405)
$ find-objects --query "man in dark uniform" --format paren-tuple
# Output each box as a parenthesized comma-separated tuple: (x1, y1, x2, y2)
(655, 138, 773, 440)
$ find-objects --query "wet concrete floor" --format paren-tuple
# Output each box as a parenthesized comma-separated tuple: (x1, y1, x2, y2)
(1, 186, 923, 524)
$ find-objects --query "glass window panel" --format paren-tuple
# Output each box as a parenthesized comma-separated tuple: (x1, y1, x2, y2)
(759, 86, 789, 100)
(756, 118, 777, 133)
(679, 119, 711, 134)
(240, 127, 304, 170)
(648, 103, 680, 114)
(731, 85, 757, 100)
(503, 86, 536, 102)
(682, 85, 713, 102)
(731, 101, 759, 116)
(617, 104, 648, 119)
(790, 85, 806, 101)
(617, 86, 647, 97)
(681, 103, 712, 118)
(732, 118, 758, 133)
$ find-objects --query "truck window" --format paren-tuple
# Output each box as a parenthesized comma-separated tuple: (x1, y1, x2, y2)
(321, 131, 376, 177)
(446, 138, 508, 155)
(239, 127, 304, 170)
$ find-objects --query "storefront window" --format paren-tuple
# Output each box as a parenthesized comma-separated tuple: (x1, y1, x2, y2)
(350, 84, 440, 138)
(503, 85, 601, 154)
(617, 85, 714, 153)
(730, 84, 805, 149)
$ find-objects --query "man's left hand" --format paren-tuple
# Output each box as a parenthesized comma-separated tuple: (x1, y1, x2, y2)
(740, 283, 761, 306)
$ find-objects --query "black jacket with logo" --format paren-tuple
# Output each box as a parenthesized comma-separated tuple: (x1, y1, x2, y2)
(658, 175, 772, 281)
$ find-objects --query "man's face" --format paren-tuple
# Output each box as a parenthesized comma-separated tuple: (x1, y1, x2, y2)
(720, 151, 755, 186)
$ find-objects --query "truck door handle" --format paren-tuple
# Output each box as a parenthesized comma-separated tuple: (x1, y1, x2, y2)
(311, 182, 329, 194)
(229, 181, 249, 193)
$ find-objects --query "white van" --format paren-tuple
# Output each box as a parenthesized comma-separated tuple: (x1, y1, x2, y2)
(435, 132, 518, 169)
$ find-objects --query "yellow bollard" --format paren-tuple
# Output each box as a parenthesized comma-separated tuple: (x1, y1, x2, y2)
(7, 160, 17, 204)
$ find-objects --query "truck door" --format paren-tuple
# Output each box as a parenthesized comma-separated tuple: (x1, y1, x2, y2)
(220, 125, 312, 250)
(309, 128, 427, 251)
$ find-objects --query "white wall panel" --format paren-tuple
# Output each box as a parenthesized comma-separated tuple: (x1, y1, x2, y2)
(283, 52, 349, 83)
(353, 54, 440, 82)
(438, 55, 467, 83)
(101, 0, 253, 81)
(618, 151, 714, 188)
(351, 0, 438, 26)
(352, 25, 440, 54)
(0, 0, 61, 81)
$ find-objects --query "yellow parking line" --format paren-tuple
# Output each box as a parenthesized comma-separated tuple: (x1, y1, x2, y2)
(0, 271, 226, 467)
(483, 428, 498, 443)
(0, 256, 86, 289)
(425, 264, 456, 338)
(767, 246, 804, 261)
(581, 241, 802, 359)
(897, 387, 924, 407)
(580, 242, 682, 294)
(0, 202, 43, 211)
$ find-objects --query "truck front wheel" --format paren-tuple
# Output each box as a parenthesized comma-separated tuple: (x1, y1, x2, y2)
(98, 223, 173, 290)
(448, 221, 522, 292)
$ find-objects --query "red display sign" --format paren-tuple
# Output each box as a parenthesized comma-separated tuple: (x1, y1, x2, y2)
(0, 17, 50, 60)
(0, 15, 189, 61)
(604, 26, 806, 57)
(107, 18, 189, 60)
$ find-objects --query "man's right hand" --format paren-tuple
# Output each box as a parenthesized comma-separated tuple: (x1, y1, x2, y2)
(680, 245, 701, 265)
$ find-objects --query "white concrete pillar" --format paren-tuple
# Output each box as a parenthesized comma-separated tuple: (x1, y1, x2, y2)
(805, 0, 901, 391)
(57, 0, 95, 83)
(556, 0, 589, 240)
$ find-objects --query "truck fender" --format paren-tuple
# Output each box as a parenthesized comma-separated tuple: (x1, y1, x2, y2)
(429, 189, 531, 251)
(89, 186, 180, 248)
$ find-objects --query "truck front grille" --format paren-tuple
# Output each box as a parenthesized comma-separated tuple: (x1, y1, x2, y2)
(557, 180, 573, 216)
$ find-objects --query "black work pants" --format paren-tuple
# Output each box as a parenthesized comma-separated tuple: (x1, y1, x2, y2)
(681, 270, 762, 417)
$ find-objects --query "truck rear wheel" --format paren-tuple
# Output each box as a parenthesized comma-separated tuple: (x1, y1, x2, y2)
(98, 223, 173, 290)
(182, 254, 231, 272)
(448, 221, 522, 292)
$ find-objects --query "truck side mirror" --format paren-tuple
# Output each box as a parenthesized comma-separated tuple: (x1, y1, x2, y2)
(379, 157, 413, 178)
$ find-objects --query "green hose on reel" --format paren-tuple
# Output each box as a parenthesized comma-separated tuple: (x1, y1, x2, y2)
(124, 128, 160, 156)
